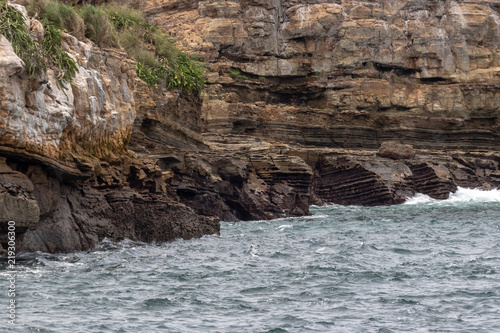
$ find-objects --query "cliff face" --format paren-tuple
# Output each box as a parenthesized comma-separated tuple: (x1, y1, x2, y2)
(134, 0, 500, 211)
(0, 4, 218, 253)
(141, 0, 500, 150)
(1, 1, 500, 252)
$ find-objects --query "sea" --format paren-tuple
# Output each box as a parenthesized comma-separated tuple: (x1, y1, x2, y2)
(2, 187, 500, 333)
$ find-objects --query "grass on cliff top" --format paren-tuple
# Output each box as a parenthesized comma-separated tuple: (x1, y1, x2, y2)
(0, 0, 77, 84)
(28, 0, 85, 39)
(28, 0, 206, 93)
(102, 2, 206, 92)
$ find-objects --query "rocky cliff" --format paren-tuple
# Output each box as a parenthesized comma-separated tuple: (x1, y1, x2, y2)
(0, 3, 218, 253)
(1, 0, 499, 253)
(134, 0, 500, 211)
(140, 0, 500, 149)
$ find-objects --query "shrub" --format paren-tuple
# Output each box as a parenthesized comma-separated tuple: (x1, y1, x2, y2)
(79, 5, 117, 48)
(22, 0, 206, 93)
(100, 2, 205, 92)
(28, 0, 85, 40)
(42, 19, 78, 83)
(101, 3, 146, 30)
(151, 30, 178, 61)
(131, 47, 160, 68)
(135, 61, 167, 87)
(0, 1, 77, 83)
(165, 52, 205, 93)
(0, 0, 46, 76)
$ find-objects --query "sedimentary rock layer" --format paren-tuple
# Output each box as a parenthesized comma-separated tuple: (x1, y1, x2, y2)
(1, 0, 500, 253)
(138, 0, 499, 152)
(0, 5, 219, 253)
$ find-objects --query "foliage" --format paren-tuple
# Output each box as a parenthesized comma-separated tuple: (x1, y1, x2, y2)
(165, 52, 205, 93)
(135, 61, 167, 87)
(0, 1, 78, 84)
(229, 68, 248, 80)
(6, 0, 206, 93)
(0, 0, 46, 76)
(151, 30, 178, 61)
(28, 0, 85, 39)
(79, 5, 118, 48)
(42, 19, 78, 83)
(101, 3, 146, 31)
(100, 2, 205, 92)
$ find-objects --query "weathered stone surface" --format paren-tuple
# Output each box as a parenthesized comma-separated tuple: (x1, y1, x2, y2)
(310, 149, 498, 206)
(0, 3, 219, 253)
(3, 1, 500, 253)
(0, 158, 39, 232)
(164, 146, 313, 221)
(0, 28, 135, 164)
(377, 141, 416, 160)
(135, 0, 499, 153)
(18, 181, 219, 253)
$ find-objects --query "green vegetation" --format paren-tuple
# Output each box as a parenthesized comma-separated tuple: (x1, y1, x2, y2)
(0, 0, 77, 84)
(2, 0, 205, 92)
(79, 5, 118, 48)
(101, 2, 205, 92)
(229, 68, 248, 80)
(0, 0, 46, 76)
(28, 0, 85, 39)
(42, 20, 78, 83)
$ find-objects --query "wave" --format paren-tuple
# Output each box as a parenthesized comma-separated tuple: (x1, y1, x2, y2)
(404, 187, 500, 205)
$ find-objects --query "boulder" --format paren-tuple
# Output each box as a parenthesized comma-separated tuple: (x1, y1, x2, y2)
(377, 141, 416, 160)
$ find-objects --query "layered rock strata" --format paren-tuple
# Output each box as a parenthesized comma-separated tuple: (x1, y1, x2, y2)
(126, 0, 500, 215)
(137, 0, 499, 152)
(2, 0, 500, 253)
(0, 6, 218, 253)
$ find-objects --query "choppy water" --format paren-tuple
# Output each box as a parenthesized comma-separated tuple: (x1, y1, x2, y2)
(2, 188, 500, 332)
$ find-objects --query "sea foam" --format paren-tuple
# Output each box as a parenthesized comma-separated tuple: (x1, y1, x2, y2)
(404, 187, 500, 205)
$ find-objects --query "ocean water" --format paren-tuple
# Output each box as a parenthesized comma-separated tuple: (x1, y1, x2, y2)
(2, 188, 500, 333)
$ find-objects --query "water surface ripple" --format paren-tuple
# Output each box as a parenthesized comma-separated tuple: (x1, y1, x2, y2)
(2, 188, 500, 332)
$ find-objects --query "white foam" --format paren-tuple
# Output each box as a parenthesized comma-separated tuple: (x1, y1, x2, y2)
(277, 224, 293, 231)
(404, 187, 500, 205)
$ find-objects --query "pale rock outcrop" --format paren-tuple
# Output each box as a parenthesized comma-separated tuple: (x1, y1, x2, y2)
(0, 3, 219, 252)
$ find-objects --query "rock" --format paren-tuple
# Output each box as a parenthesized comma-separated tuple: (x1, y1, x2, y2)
(312, 155, 406, 206)
(0, 158, 40, 233)
(0, 26, 136, 163)
(377, 141, 416, 160)
(2, 1, 500, 254)
(29, 19, 44, 43)
(0, 3, 219, 253)
(225, 92, 239, 103)
(137, 0, 500, 153)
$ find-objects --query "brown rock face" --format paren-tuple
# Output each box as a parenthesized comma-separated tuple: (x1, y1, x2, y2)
(124, 0, 500, 210)
(2, 1, 500, 252)
(0, 4, 219, 253)
(377, 141, 416, 160)
(139, 0, 499, 152)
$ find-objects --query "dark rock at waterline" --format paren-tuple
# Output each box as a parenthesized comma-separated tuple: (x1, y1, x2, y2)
(1, 156, 219, 253)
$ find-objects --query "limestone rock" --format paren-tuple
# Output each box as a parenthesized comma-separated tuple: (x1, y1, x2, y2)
(377, 141, 416, 160)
